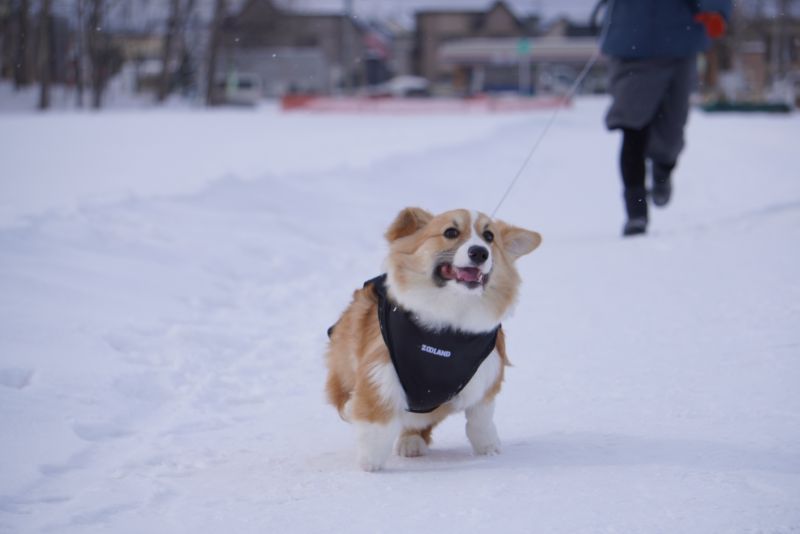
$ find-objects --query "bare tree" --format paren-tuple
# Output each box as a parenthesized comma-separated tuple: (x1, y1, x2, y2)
(205, 0, 226, 106)
(76, 0, 86, 107)
(87, 0, 106, 109)
(14, 0, 31, 88)
(38, 0, 53, 110)
(157, 0, 181, 102)
(156, 0, 198, 102)
(178, 0, 198, 90)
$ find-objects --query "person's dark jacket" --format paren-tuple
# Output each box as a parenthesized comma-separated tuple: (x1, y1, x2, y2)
(600, 0, 733, 59)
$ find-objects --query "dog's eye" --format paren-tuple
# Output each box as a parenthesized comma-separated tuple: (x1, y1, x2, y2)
(443, 228, 460, 239)
(483, 230, 494, 243)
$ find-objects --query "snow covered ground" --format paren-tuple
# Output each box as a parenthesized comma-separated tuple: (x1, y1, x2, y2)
(1, 98, 798, 533)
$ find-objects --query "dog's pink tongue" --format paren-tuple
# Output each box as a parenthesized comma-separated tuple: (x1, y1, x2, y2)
(455, 267, 481, 282)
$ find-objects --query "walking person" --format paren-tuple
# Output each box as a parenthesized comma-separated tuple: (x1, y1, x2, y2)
(597, 0, 732, 236)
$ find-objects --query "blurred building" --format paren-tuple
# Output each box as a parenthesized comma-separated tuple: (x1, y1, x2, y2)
(112, 31, 163, 62)
(415, 0, 603, 96)
(218, 0, 370, 97)
(110, 31, 168, 94)
(414, 1, 526, 94)
(383, 18, 415, 79)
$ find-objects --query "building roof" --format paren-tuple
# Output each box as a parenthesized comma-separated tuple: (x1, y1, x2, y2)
(415, 1, 526, 34)
(439, 36, 601, 65)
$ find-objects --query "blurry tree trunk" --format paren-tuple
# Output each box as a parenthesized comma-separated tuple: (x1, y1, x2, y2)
(159, 0, 198, 102)
(157, 0, 181, 102)
(176, 0, 197, 96)
(76, 0, 85, 107)
(14, 0, 31, 88)
(205, 0, 226, 106)
(88, 0, 105, 109)
(38, 0, 53, 110)
(178, 0, 197, 63)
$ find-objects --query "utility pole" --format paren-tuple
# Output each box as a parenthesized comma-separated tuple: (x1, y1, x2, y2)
(517, 37, 532, 95)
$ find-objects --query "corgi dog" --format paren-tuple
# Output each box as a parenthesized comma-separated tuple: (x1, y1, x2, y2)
(325, 207, 541, 471)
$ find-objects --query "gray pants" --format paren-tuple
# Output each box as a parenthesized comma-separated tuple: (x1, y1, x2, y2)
(605, 56, 696, 165)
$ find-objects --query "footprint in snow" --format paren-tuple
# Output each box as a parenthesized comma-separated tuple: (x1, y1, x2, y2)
(113, 372, 169, 404)
(0, 367, 34, 389)
(72, 422, 133, 442)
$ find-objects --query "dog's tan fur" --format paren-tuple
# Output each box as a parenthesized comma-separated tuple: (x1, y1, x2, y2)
(325, 207, 541, 470)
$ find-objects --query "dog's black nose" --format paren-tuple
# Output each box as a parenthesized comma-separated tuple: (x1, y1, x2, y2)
(468, 245, 489, 265)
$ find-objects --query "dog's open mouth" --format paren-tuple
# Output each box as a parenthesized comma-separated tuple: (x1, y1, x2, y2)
(436, 263, 489, 290)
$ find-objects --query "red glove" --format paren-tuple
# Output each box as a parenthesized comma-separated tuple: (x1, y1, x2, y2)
(694, 12, 726, 39)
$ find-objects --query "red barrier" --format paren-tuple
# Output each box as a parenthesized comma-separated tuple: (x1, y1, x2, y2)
(280, 95, 571, 114)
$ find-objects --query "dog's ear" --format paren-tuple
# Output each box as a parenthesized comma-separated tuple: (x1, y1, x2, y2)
(498, 222, 541, 260)
(385, 207, 434, 242)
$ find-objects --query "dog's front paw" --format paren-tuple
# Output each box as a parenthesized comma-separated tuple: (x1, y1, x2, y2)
(396, 434, 428, 457)
(472, 439, 501, 456)
(358, 449, 389, 472)
(358, 459, 386, 472)
(355, 421, 398, 472)
(466, 401, 501, 456)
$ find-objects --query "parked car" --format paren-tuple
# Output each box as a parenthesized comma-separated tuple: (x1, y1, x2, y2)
(368, 76, 431, 98)
(216, 72, 262, 106)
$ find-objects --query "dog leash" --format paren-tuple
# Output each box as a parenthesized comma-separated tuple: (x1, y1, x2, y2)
(490, 0, 616, 218)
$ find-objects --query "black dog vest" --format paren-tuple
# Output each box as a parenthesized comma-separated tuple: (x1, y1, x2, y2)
(366, 275, 499, 413)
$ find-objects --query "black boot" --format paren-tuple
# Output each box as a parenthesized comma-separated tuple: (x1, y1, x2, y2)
(651, 161, 674, 207)
(623, 186, 648, 236)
